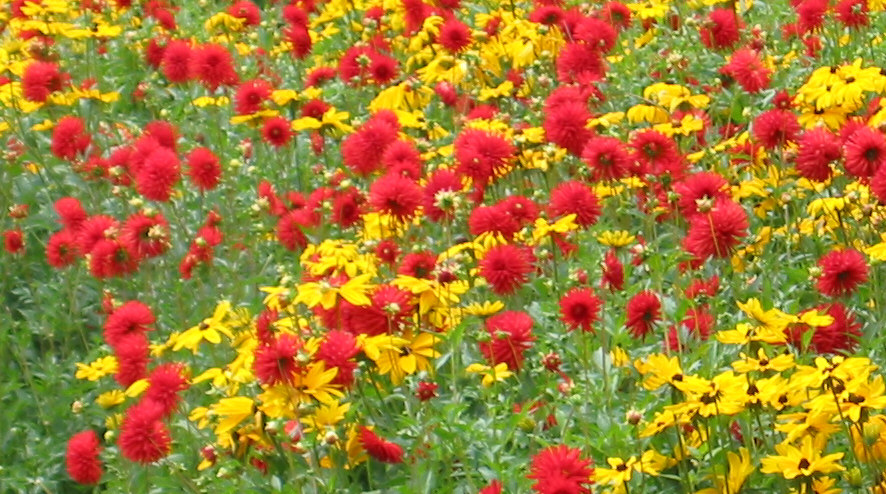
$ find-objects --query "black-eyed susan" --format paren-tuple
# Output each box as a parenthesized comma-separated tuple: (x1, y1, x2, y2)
(760, 435, 844, 479)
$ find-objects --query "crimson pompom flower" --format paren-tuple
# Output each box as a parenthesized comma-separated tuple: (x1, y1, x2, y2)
(160, 39, 192, 83)
(136, 147, 180, 201)
(261, 116, 293, 148)
(253, 333, 303, 386)
(227, 0, 261, 25)
(75, 215, 117, 254)
(397, 251, 437, 278)
(454, 129, 514, 186)
(543, 103, 593, 156)
(796, 127, 841, 182)
(3, 229, 23, 254)
(89, 239, 141, 279)
(331, 187, 365, 228)
(599, 2, 632, 30)
(315, 330, 360, 388)
(341, 284, 413, 335)
(480, 310, 535, 371)
(114, 333, 150, 388)
(816, 248, 868, 297)
(145, 121, 178, 151)
(573, 17, 617, 53)
(843, 126, 886, 179)
(468, 204, 520, 239)
(559, 287, 603, 333)
(602, 249, 624, 291)
(625, 291, 661, 340)
(797, 0, 827, 33)
(51, 116, 91, 160)
(673, 172, 730, 218)
(582, 135, 631, 182)
(341, 114, 399, 175)
(700, 8, 742, 50)
(437, 17, 473, 52)
(46, 230, 79, 268)
(527, 445, 594, 494)
(54, 197, 88, 231)
(753, 109, 800, 150)
(479, 480, 504, 494)
(415, 381, 438, 401)
(809, 303, 862, 354)
(121, 211, 171, 258)
(118, 401, 171, 464)
(548, 180, 600, 227)
(835, 0, 868, 28)
(144, 363, 189, 418)
(189, 43, 238, 90)
(234, 79, 272, 115)
(530, 6, 564, 25)
(186, 147, 221, 190)
(630, 129, 684, 177)
(369, 173, 423, 221)
(66, 430, 103, 485)
(382, 140, 423, 179)
(104, 300, 155, 349)
(683, 199, 748, 260)
(359, 426, 404, 463)
(479, 244, 533, 295)
(22, 61, 65, 102)
(720, 48, 771, 93)
(423, 169, 463, 222)
(556, 43, 605, 84)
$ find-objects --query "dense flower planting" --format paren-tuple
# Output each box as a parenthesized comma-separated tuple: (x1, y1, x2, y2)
(4, 0, 886, 492)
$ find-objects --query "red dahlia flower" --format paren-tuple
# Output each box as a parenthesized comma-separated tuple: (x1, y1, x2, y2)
(816, 248, 868, 297)
(527, 445, 594, 494)
(66, 430, 103, 485)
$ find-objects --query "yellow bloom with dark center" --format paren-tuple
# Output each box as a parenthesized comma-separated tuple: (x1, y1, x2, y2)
(760, 435, 844, 479)
(732, 348, 795, 374)
(172, 301, 234, 353)
(597, 230, 636, 248)
(466, 362, 513, 387)
(301, 401, 350, 433)
(696, 448, 754, 494)
(295, 273, 374, 310)
(792, 356, 875, 390)
(669, 372, 747, 418)
(595, 456, 637, 485)
(75, 355, 117, 381)
(95, 390, 125, 409)
(776, 411, 840, 445)
(634, 353, 707, 392)
(206, 396, 255, 435)
(372, 332, 440, 385)
(737, 298, 794, 333)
